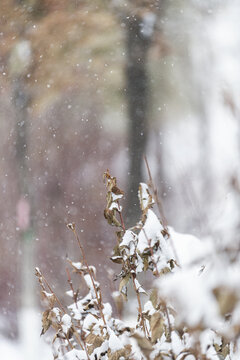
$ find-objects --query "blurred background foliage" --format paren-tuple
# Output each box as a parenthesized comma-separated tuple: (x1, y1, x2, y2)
(0, 0, 240, 345)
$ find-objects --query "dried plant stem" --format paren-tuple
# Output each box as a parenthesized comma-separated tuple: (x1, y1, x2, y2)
(132, 276, 148, 338)
(143, 226, 173, 341)
(144, 156, 167, 228)
(44, 278, 85, 352)
(36, 268, 85, 352)
(82, 340, 90, 360)
(73, 329, 89, 357)
(163, 303, 172, 338)
(65, 336, 74, 351)
(66, 267, 78, 309)
(118, 211, 148, 337)
(118, 200, 126, 231)
(119, 211, 126, 231)
(116, 207, 147, 333)
(71, 227, 106, 326)
(142, 228, 159, 277)
(41, 272, 66, 314)
(144, 156, 180, 266)
(66, 264, 89, 358)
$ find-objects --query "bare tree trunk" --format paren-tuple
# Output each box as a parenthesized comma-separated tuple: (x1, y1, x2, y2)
(9, 35, 41, 356)
(12, 72, 41, 358)
(13, 77, 35, 309)
(125, 15, 151, 226)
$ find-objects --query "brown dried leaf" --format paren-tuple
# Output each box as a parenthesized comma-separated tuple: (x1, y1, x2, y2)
(143, 255, 149, 271)
(41, 290, 56, 308)
(214, 341, 230, 359)
(41, 310, 51, 335)
(150, 289, 159, 309)
(104, 209, 121, 227)
(110, 255, 123, 264)
(111, 185, 124, 196)
(86, 334, 105, 355)
(66, 222, 75, 231)
(119, 273, 130, 293)
(132, 333, 153, 358)
(150, 312, 164, 343)
(103, 171, 124, 228)
(159, 267, 171, 276)
(112, 292, 124, 316)
(213, 286, 238, 316)
(138, 183, 154, 214)
(108, 345, 131, 360)
(103, 170, 117, 192)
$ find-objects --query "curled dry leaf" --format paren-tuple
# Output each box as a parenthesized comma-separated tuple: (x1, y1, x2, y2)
(138, 182, 154, 214)
(67, 222, 75, 231)
(212, 286, 238, 316)
(103, 170, 124, 228)
(150, 312, 164, 343)
(108, 345, 132, 360)
(41, 309, 51, 336)
(132, 333, 153, 358)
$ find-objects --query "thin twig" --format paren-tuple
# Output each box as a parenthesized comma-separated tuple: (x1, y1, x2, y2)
(132, 276, 149, 338)
(118, 210, 148, 337)
(41, 272, 66, 314)
(68, 225, 106, 326)
(118, 202, 126, 231)
(142, 228, 159, 277)
(144, 155, 168, 228)
(164, 303, 172, 338)
(66, 269, 90, 356)
(144, 156, 180, 266)
(66, 267, 78, 309)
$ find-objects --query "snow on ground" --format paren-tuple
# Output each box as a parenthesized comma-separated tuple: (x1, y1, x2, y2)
(0, 308, 51, 360)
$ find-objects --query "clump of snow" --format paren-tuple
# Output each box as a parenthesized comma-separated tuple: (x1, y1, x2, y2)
(61, 314, 72, 334)
(108, 328, 123, 352)
(83, 313, 97, 330)
(61, 349, 88, 360)
(137, 209, 164, 252)
(119, 230, 136, 247)
(169, 227, 213, 266)
(138, 182, 154, 211)
(157, 266, 220, 328)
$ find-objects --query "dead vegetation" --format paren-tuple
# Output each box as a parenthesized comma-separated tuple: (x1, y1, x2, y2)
(36, 169, 240, 360)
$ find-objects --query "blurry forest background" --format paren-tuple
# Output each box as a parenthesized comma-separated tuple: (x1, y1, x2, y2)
(1, 0, 240, 358)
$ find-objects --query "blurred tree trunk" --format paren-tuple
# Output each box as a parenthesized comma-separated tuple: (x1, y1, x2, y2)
(125, 15, 151, 226)
(13, 76, 35, 310)
(15, 0, 45, 17)
(9, 39, 38, 358)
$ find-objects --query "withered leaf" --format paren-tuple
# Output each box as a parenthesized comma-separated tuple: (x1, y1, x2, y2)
(138, 183, 154, 214)
(41, 310, 51, 335)
(108, 346, 131, 360)
(41, 290, 56, 308)
(111, 185, 124, 196)
(132, 333, 153, 358)
(159, 267, 171, 276)
(110, 255, 123, 264)
(86, 334, 105, 355)
(143, 255, 149, 271)
(150, 312, 164, 343)
(112, 292, 124, 316)
(111, 255, 123, 264)
(119, 273, 131, 293)
(104, 209, 121, 227)
(213, 286, 238, 316)
(150, 289, 159, 309)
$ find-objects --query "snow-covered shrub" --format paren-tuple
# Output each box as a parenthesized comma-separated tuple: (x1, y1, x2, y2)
(36, 170, 240, 359)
